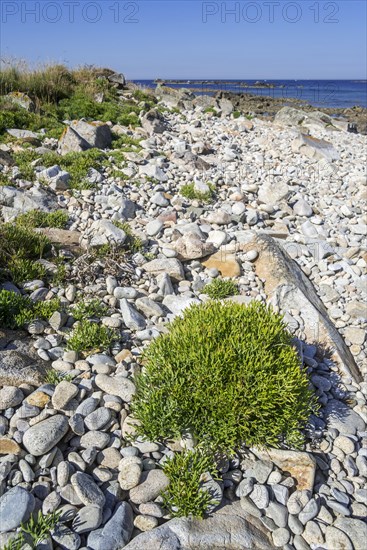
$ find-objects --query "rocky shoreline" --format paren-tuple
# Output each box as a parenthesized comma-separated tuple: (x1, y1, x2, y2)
(0, 78, 366, 550)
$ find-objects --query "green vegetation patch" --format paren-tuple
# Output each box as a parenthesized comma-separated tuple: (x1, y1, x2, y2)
(16, 209, 69, 229)
(162, 449, 219, 518)
(71, 298, 109, 321)
(132, 300, 317, 454)
(0, 290, 60, 329)
(203, 279, 239, 299)
(67, 321, 117, 353)
(0, 223, 51, 284)
(179, 182, 215, 202)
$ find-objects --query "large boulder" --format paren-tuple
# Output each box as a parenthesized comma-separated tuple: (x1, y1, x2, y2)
(242, 234, 362, 383)
(58, 120, 112, 155)
(124, 501, 275, 549)
(0, 185, 58, 221)
(171, 232, 216, 260)
(292, 133, 339, 161)
(6, 92, 35, 112)
(80, 219, 127, 249)
(140, 109, 168, 134)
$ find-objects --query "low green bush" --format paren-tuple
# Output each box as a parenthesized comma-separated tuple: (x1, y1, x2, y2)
(44, 370, 73, 384)
(132, 301, 317, 453)
(0, 290, 60, 329)
(179, 182, 215, 202)
(16, 209, 69, 229)
(67, 321, 117, 352)
(162, 449, 219, 518)
(0, 223, 50, 263)
(203, 279, 239, 299)
(71, 298, 109, 321)
(7, 258, 46, 285)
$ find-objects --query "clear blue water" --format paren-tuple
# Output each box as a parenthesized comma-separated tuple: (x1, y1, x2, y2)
(133, 80, 367, 109)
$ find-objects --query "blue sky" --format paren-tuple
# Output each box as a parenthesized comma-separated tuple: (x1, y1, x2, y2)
(0, 1, 366, 79)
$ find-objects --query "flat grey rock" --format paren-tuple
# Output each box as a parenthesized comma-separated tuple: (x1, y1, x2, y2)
(0, 486, 35, 532)
(87, 502, 134, 550)
(124, 501, 274, 549)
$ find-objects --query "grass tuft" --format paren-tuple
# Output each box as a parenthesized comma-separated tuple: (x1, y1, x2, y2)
(203, 279, 239, 299)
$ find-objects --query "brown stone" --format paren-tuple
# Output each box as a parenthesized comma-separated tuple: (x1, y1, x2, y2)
(26, 391, 50, 408)
(0, 437, 21, 455)
(115, 349, 133, 363)
(252, 447, 316, 491)
(202, 251, 241, 277)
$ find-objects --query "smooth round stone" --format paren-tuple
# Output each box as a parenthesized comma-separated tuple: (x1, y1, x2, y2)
(97, 448, 121, 469)
(266, 501, 288, 528)
(75, 397, 99, 417)
(288, 514, 304, 535)
(235, 477, 255, 498)
(334, 435, 355, 454)
(17, 403, 40, 418)
(52, 381, 78, 410)
(129, 469, 169, 504)
(250, 484, 269, 509)
(326, 500, 351, 516)
(244, 460, 273, 484)
(72, 505, 103, 534)
(114, 287, 138, 299)
(287, 490, 311, 515)
(42, 491, 61, 514)
(298, 498, 319, 524)
(19, 459, 35, 482)
(0, 386, 24, 410)
(57, 461, 71, 487)
(51, 525, 81, 550)
(245, 250, 259, 262)
(325, 526, 353, 550)
(80, 431, 110, 450)
(138, 502, 164, 518)
(60, 485, 83, 506)
(118, 457, 142, 490)
(94, 374, 135, 403)
(0, 486, 35, 532)
(26, 391, 50, 408)
(267, 471, 282, 485)
(331, 487, 350, 505)
(71, 472, 106, 507)
(271, 484, 289, 505)
(272, 527, 290, 547)
(22, 414, 69, 456)
(84, 407, 111, 431)
(302, 520, 324, 546)
(133, 514, 158, 531)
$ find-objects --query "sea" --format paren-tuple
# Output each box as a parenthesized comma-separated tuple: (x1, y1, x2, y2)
(132, 80, 367, 109)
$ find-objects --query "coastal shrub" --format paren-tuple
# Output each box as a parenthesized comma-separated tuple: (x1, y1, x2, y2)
(132, 301, 317, 453)
(180, 182, 215, 202)
(71, 298, 109, 321)
(0, 290, 60, 329)
(16, 209, 69, 229)
(7, 258, 46, 285)
(67, 321, 117, 353)
(0, 223, 50, 264)
(161, 450, 219, 518)
(111, 133, 142, 151)
(203, 279, 239, 299)
(38, 148, 105, 189)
